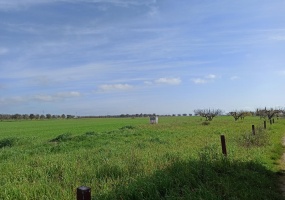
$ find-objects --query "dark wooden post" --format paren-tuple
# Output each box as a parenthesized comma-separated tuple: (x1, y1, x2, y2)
(220, 135, 227, 156)
(273, 118, 275, 124)
(264, 121, 266, 129)
(270, 119, 272, 125)
(77, 186, 91, 200)
(252, 125, 255, 135)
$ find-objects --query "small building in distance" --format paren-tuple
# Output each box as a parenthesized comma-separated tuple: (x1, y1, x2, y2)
(149, 116, 158, 124)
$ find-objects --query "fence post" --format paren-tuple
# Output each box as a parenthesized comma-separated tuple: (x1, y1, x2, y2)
(220, 135, 227, 156)
(273, 118, 275, 124)
(270, 119, 272, 125)
(252, 125, 255, 135)
(264, 121, 266, 129)
(77, 186, 91, 200)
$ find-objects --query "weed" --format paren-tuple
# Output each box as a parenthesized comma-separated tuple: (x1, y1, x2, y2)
(202, 121, 210, 125)
(49, 133, 72, 142)
(238, 126, 269, 147)
(0, 137, 18, 148)
(120, 125, 135, 130)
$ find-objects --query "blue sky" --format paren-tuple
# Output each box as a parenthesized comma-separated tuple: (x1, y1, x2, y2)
(0, 0, 285, 116)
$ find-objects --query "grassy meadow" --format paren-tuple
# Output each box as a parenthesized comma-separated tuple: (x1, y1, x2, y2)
(0, 116, 285, 199)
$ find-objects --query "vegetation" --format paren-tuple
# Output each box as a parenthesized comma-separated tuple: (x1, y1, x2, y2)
(229, 110, 252, 121)
(194, 109, 223, 121)
(0, 116, 284, 199)
(256, 108, 284, 120)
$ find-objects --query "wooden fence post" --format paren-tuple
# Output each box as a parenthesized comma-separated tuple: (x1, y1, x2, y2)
(270, 119, 272, 125)
(273, 118, 275, 124)
(264, 121, 266, 129)
(77, 186, 91, 200)
(252, 125, 255, 135)
(220, 135, 227, 156)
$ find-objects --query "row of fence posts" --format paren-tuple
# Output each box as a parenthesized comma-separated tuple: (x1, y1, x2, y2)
(221, 119, 276, 157)
(77, 119, 277, 199)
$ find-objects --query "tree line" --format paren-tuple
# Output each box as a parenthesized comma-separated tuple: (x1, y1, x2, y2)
(0, 113, 73, 120)
(1, 107, 284, 121)
(194, 107, 284, 121)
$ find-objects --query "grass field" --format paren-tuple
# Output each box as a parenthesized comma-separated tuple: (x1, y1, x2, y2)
(0, 116, 285, 199)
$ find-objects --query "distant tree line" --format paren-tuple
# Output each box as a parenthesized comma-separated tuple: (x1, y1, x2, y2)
(0, 113, 195, 120)
(1, 108, 284, 121)
(0, 114, 68, 120)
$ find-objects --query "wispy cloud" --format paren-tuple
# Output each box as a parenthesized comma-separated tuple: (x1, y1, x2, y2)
(192, 74, 217, 84)
(269, 35, 285, 41)
(33, 91, 81, 102)
(0, 0, 157, 10)
(154, 77, 181, 85)
(0, 96, 27, 105)
(98, 84, 134, 92)
(192, 78, 207, 84)
(230, 76, 239, 80)
(205, 74, 216, 79)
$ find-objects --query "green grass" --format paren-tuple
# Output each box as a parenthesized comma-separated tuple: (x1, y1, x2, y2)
(0, 116, 284, 199)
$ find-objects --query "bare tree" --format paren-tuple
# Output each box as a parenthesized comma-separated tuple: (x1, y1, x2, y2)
(256, 107, 282, 120)
(194, 109, 223, 121)
(229, 110, 251, 121)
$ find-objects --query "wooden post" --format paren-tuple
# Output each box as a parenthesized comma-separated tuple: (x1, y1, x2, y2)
(77, 186, 91, 200)
(252, 125, 255, 135)
(270, 119, 272, 125)
(273, 118, 275, 124)
(220, 135, 227, 156)
(264, 121, 266, 129)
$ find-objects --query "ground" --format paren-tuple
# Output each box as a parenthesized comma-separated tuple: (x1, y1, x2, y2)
(279, 137, 285, 197)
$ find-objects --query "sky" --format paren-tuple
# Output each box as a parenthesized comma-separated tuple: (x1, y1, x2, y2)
(0, 0, 285, 116)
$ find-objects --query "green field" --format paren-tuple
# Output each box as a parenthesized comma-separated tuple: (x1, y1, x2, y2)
(0, 116, 285, 199)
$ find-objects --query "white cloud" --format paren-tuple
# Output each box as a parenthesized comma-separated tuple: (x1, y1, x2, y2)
(192, 74, 217, 84)
(192, 78, 207, 84)
(0, 0, 157, 10)
(33, 91, 81, 102)
(205, 74, 216, 79)
(98, 84, 133, 92)
(269, 35, 285, 41)
(144, 81, 153, 85)
(155, 77, 181, 85)
(230, 76, 239, 80)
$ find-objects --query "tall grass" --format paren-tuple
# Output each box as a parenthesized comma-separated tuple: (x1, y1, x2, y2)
(0, 117, 284, 199)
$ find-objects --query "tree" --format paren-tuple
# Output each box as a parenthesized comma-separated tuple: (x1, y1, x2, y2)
(229, 110, 251, 121)
(61, 114, 66, 119)
(194, 109, 223, 121)
(256, 107, 282, 120)
(29, 114, 35, 120)
(46, 114, 52, 119)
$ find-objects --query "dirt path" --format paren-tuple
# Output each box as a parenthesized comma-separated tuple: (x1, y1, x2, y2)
(279, 137, 285, 196)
